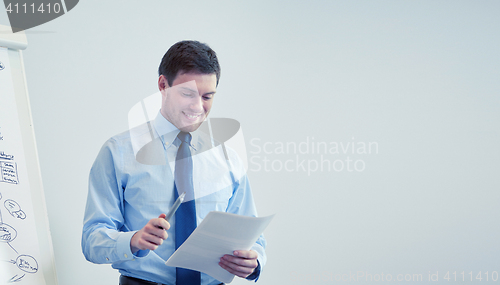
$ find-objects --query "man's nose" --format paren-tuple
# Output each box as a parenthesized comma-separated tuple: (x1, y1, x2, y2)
(189, 95, 203, 111)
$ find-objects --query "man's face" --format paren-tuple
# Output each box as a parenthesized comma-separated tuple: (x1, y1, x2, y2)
(159, 72, 217, 132)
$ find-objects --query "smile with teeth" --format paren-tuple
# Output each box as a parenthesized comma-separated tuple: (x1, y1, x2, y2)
(183, 111, 202, 120)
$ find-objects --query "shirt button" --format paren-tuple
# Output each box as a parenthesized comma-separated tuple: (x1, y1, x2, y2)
(124, 254, 128, 258)
(106, 257, 109, 261)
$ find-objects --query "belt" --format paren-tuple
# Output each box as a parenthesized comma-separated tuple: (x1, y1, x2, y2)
(119, 275, 166, 285)
(119, 275, 224, 285)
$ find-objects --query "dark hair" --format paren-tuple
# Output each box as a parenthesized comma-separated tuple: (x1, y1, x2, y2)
(158, 40, 221, 86)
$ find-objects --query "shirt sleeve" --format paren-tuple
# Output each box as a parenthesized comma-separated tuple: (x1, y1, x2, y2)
(81, 138, 149, 264)
(225, 150, 267, 280)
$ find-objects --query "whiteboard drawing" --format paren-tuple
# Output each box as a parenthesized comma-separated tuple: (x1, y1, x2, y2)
(0, 161, 19, 184)
(4, 200, 26, 220)
(0, 192, 39, 283)
(0, 151, 14, 160)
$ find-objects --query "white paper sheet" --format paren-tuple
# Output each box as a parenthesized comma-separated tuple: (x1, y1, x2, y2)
(165, 211, 274, 283)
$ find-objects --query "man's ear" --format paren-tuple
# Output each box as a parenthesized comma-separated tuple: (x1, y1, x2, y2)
(158, 75, 170, 91)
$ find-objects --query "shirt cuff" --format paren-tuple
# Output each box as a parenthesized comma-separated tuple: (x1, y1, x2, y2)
(245, 260, 261, 282)
(116, 231, 150, 260)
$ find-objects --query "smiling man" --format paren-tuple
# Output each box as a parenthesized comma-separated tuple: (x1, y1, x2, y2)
(159, 72, 216, 133)
(82, 41, 266, 285)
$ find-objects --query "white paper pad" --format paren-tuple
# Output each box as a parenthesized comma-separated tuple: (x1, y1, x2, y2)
(165, 211, 274, 283)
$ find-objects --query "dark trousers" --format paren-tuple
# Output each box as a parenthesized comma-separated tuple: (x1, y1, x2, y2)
(120, 275, 165, 285)
(119, 275, 224, 285)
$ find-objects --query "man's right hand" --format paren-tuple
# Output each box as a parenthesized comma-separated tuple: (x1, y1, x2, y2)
(130, 213, 170, 254)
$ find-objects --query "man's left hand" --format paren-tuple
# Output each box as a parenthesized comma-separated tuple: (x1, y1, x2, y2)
(219, 250, 258, 278)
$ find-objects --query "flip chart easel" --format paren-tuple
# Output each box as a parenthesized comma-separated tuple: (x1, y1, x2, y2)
(0, 24, 58, 285)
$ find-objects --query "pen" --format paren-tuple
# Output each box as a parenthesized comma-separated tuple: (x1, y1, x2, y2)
(164, 192, 186, 221)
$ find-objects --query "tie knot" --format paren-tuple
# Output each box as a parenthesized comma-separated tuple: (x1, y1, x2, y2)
(177, 132, 192, 145)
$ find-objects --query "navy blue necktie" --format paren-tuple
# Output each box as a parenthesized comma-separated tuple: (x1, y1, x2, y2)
(174, 132, 200, 285)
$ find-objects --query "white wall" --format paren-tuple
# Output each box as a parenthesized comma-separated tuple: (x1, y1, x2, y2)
(1, 1, 499, 284)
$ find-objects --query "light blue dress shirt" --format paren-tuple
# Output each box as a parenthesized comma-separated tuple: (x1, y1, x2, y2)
(82, 111, 266, 284)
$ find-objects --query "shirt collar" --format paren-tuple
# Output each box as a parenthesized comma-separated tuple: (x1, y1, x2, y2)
(153, 110, 204, 149)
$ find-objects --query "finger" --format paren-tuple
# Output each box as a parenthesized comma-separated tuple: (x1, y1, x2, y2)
(219, 259, 254, 278)
(219, 262, 244, 277)
(219, 261, 251, 277)
(139, 238, 159, 251)
(135, 233, 161, 251)
(144, 225, 169, 240)
(140, 231, 168, 250)
(157, 218, 170, 231)
(144, 232, 164, 246)
(221, 254, 257, 268)
(233, 250, 258, 259)
(149, 217, 170, 231)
